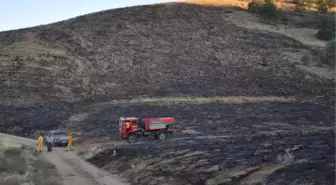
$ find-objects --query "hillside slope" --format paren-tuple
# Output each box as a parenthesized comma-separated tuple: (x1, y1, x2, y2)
(0, 3, 334, 132)
(0, 3, 334, 103)
(0, 3, 335, 185)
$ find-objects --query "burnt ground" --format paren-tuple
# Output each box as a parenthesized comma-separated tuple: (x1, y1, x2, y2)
(0, 3, 334, 135)
(65, 101, 335, 138)
(0, 102, 72, 137)
(89, 131, 335, 185)
(80, 100, 335, 185)
(0, 2, 334, 185)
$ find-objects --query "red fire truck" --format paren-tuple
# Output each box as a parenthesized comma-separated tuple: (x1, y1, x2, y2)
(118, 116, 176, 143)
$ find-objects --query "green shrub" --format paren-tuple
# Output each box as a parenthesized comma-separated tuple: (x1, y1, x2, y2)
(318, 2, 329, 13)
(259, 0, 278, 20)
(3, 147, 22, 156)
(248, 0, 278, 20)
(248, 1, 263, 13)
(0, 147, 27, 175)
(323, 39, 335, 67)
(316, 27, 333, 41)
(317, 0, 335, 13)
(293, 0, 307, 12)
(316, 18, 335, 41)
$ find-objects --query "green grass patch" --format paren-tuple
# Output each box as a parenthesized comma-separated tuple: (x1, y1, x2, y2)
(0, 147, 27, 175)
(0, 143, 61, 185)
(27, 156, 61, 185)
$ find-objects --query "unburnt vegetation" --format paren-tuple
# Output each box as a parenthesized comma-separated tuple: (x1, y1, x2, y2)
(0, 141, 61, 185)
(246, 0, 335, 67)
(323, 39, 335, 67)
(316, 17, 335, 41)
(0, 146, 27, 176)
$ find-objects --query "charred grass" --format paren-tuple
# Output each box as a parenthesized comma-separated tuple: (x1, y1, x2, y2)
(89, 129, 335, 185)
(66, 99, 334, 137)
(0, 3, 334, 107)
(0, 2, 335, 184)
(0, 3, 335, 136)
(81, 100, 335, 185)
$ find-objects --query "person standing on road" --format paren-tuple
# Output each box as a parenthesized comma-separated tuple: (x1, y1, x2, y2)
(36, 133, 44, 153)
(66, 132, 73, 151)
(46, 133, 53, 152)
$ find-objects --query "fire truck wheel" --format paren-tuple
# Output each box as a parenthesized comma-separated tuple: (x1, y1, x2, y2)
(157, 131, 168, 141)
(127, 134, 137, 143)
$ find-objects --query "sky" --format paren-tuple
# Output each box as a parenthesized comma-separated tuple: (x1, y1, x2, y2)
(0, 0, 177, 32)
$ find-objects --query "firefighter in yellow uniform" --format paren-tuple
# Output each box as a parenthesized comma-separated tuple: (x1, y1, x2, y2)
(66, 132, 73, 151)
(125, 121, 131, 132)
(36, 133, 44, 153)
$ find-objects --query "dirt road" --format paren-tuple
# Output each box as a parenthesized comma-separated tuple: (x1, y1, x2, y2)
(0, 133, 129, 185)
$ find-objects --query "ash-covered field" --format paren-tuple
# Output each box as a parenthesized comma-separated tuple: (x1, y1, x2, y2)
(84, 101, 335, 185)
